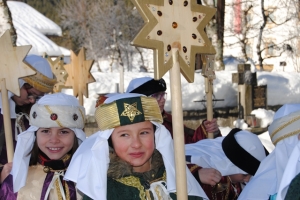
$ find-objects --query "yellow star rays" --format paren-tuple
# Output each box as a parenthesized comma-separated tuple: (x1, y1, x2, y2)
(131, 0, 216, 82)
(0, 30, 35, 96)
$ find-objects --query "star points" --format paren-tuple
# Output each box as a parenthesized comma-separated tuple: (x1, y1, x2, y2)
(64, 48, 95, 98)
(0, 30, 35, 96)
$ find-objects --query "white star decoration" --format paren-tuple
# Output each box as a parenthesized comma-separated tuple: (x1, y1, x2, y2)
(131, 0, 216, 82)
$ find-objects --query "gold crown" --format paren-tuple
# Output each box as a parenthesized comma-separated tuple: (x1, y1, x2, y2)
(23, 71, 57, 93)
(95, 96, 163, 131)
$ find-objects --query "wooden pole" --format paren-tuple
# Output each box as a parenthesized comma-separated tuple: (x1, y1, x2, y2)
(78, 94, 83, 107)
(202, 55, 216, 139)
(205, 78, 214, 139)
(0, 79, 14, 162)
(170, 47, 187, 200)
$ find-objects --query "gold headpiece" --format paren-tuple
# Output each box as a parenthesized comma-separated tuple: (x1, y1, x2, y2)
(95, 96, 163, 131)
(23, 71, 57, 93)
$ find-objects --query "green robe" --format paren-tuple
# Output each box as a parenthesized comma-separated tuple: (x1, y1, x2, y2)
(284, 172, 300, 200)
(83, 150, 203, 200)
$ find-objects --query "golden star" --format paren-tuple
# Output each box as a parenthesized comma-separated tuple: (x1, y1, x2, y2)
(64, 47, 95, 98)
(0, 30, 35, 96)
(131, 0, 216, 82)
(121, 102, 142, 122)
(43, 53, 70, 93)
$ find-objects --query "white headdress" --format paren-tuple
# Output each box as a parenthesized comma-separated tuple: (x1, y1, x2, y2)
(11, 93, 86, 192)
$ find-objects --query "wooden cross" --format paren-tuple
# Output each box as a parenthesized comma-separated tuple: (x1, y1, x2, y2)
(131, 0, 216, 198)
(0, 30, 35, 162)
(43, 53, 70, 93)
(64, 47, 95, 106)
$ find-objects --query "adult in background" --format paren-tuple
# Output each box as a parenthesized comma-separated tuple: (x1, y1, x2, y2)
(238, 104, 300, 200)
(0, 54, 56, 166)
(126, 77, 220, 143)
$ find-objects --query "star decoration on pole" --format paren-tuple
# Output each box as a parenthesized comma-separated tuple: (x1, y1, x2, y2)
(43, 53, 70, 93)
(64, 47, 95, 105)
(0, 30, 35, 96)
(121, 102, 142, 122)
(131, 0, 216, 82)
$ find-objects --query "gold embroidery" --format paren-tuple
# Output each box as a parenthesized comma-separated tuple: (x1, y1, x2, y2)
(189, 164, 199, 173)
(121, 102, 142, 122)
(95, 96, 163, 131)
(116, 176, 146, 199)
(115, 171, 167, 200)
(65, 181, 70, 200)
(55, 178, 63, 200)
(211, 176, 231, 200)
(270, 115, 300, 139)
(44, 105, 63, 127)
(273, 129, 300, 145)
(145, 190, 152, 200)
(155, 185, 162, 200)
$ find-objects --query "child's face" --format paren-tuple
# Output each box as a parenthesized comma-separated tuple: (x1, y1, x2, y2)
(37, 127, 75, 160)
(229, 174, 251, 183)
(111, 121, 155, 173)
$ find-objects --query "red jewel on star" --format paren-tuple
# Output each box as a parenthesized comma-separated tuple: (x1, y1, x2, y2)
(50, 113, 58, 121)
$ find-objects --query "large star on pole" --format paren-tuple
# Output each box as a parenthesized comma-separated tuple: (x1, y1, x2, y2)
(64, 47, 95, 98)
(131, 0, 216, 82)
(0, 30, 35, 96)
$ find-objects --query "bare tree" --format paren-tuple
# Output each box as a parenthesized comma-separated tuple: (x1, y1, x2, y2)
(224, 0, 299, 71)
(59, 0, 143, 72)
(256, 0, 296, 70)
(200, 0, 225, 71)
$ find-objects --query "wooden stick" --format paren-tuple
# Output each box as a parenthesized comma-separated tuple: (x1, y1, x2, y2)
(0, 79, 14, 162)
(205, 78, 214, 139)
(170, 47, 187, 200)
(79, 94, 83, 107)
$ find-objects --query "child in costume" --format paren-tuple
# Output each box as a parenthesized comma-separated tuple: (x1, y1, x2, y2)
(0, 93, 86, 200)
(126, 77, 225, 195)
(0, 54, 56, 166)
(185, 128, 267, 200)
(238, 104, 300, 200)
(65, 93, 208, 200)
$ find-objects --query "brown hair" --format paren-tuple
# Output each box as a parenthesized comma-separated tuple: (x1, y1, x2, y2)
(28, 130, 79, 166)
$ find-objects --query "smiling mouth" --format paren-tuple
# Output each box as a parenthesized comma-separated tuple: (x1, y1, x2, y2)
(47, 147, 62, 151)
(130, 152, 144, 158)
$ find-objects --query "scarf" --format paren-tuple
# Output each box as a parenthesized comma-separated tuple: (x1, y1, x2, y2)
(38, 152, 77, 200)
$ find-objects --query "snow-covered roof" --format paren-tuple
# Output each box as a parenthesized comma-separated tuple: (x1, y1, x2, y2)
(7, 1, 70, 56)
(7, 1, 61, 36)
